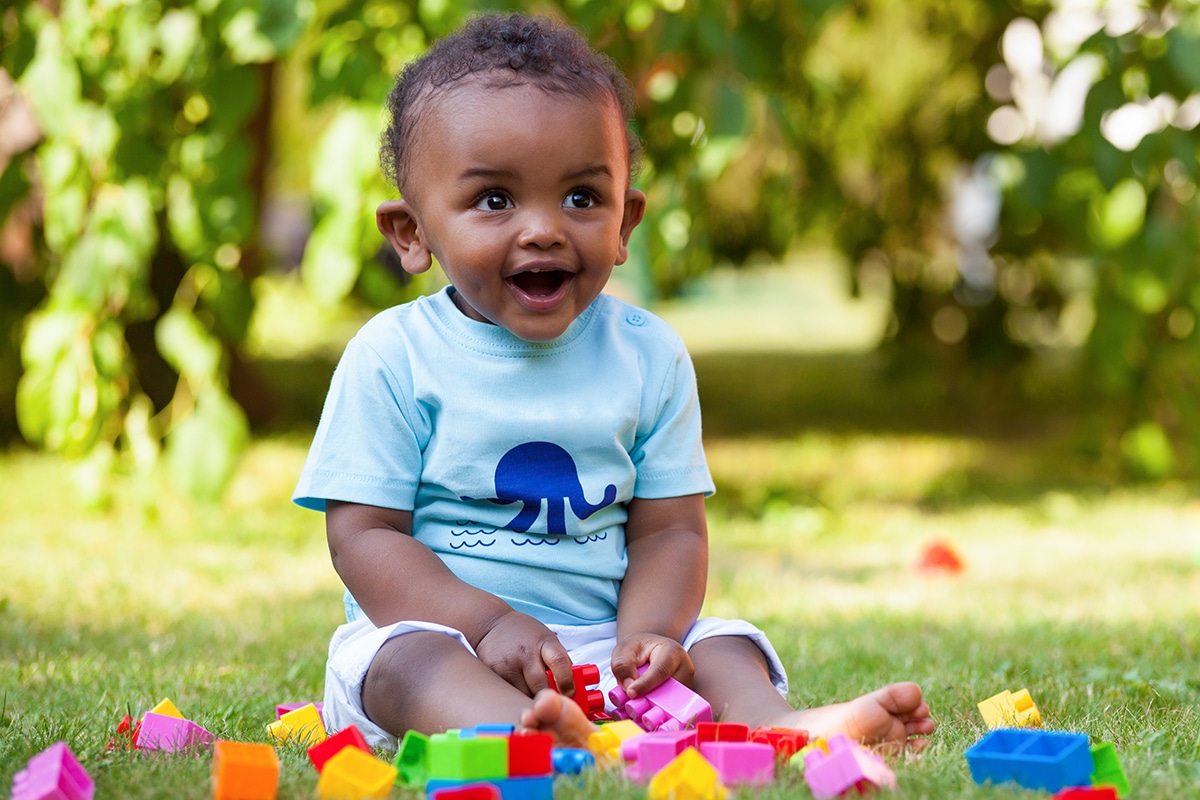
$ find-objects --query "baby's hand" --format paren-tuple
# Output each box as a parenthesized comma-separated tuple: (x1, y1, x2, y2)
(610, 633, 694, 700)
(475, 610, 574, 698)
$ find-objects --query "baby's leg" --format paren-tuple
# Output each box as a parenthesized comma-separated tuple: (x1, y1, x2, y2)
(362, 631, 596, 746)
(689, 635, 935, 752)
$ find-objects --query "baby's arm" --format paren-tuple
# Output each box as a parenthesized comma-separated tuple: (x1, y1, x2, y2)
(325, 500, 576, 697)
(611, 493, 708, 698)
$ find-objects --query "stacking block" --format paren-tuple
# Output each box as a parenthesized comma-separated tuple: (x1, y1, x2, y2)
(137, 711, 215, 752)
(1053, 788, 1119, 800)
(695, 722, 749, 743)
(609, 665, 712, 732)
(428, 732, 507, 781)
(426, 776, 553, 800)
(308, 725, 371, 773)
(107, 714, 141, 751)
(551, 748, 595, 774)
(621, 730, 698, 781)
(545, 664, 608, 721)
(10, 742, 94, 800)
(802, 734, 896, 799)
(149, 698, 184, 719)
(430, 785, 502, 800)
(699, 741, 776, 786)
(647, 747, 727, 800)
(1090, 742, 1130, 797)
(916, 540, 965, 573)
(978, 688, 1041, 728)
(395, 730, 431, 787)
(587, 719, 645, 768)
(266, 703, 327, 746)
(965, 728, 1094, 793)
(316, 747, 397, 799)
(748, 726, 809, 760)
(506, 733, 553, 777)
(212, 740, 280, 800)
(275, 701, 324, 720)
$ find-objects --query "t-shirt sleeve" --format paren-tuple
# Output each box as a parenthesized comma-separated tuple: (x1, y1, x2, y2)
(292, 335, 424, 512)
(629, 338, 716, 499)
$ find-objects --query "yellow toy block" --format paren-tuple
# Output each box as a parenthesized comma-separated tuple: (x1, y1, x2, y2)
(648, 747, 727, 800)
(789, 737, 828, 772)
(149, 698, 184, 719)
(316, 747, 398, 800)
(587, 719, 645, 768)
(212, 740, 280, 800)
(266, 703, 327, 746)
(977, 688, 1041, 728)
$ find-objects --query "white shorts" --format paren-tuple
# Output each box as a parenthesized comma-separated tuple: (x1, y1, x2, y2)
(323, 616, 790, 748)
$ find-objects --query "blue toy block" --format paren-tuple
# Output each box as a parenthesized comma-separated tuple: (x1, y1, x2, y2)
(551, 747, 595, 775)
(427, 776, 553, 800)
(965, 728, 1095, 793)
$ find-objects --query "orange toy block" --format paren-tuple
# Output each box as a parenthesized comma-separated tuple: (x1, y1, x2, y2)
(212, 740, 280, 800)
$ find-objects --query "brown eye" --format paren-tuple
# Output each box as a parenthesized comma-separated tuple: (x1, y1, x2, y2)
(475, 192, 513, 211)
(565, 190, 596, 209)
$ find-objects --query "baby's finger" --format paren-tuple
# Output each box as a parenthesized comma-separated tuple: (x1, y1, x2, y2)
(541, 642, 575, 696)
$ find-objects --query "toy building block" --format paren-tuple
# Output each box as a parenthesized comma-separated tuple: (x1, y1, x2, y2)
(308, 725, 371, 773)
(621, 729, 698, 782)
(1053, 788, 1118, 800)
(505, 733, 553, 777)
(275, 701, 324, 720)
(587, 719, 645, 768)
(316, 747, 397, 800)
(149, 698, 185, 719)
(551, 748, 595, 774)
(1090, 742, 1130, 797)
(430, 785, 502, 800)
(10, 741, 94, 800)
(266, 703, 327, 746)
(545, 663, 608, 721)
(426, 776, 554, 800)
(695, 722, 750, 743)
(916, 540, 965, 573)
(748, 726, 809, 760)
(107, 713, 141, 751)
(647, 747, 728, 800)
(395, 730, 431, 788)
(136, 711, 215, 752)
(802, 734, 896, 799)
(699, 741, 776, 786)
(212, 740, 280, 800)
(965, 728, 1094, 793)
(609, 664, 713, 732)
(978, 688, 1041, 728)
(428, 731, 508, 781)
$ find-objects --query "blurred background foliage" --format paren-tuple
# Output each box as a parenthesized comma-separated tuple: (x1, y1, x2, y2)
(1, 0, 1198, 504)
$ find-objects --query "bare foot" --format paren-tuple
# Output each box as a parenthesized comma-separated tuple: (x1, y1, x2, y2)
(517, 689, 600, 748)
(776, 682, 935, 755)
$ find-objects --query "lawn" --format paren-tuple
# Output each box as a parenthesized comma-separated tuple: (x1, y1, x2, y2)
(3, 268, 1199, 797)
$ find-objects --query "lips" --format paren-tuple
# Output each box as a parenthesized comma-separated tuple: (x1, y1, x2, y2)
(506, 267, 574, 310)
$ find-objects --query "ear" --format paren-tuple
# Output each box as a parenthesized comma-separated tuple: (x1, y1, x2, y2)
(377, 199, 432, 274)
(614, 189, 647, 266)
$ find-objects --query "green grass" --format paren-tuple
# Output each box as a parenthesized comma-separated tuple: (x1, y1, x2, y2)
(3, 421, 1198, 797)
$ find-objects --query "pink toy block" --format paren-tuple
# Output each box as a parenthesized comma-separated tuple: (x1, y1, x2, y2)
(609, 665, 713, 732)
(621, 730, 698, 781)
(276, 701, 324, 720)
(696, 722, 750, 743)
(748, 726, 809, 760)
(429, 784, 503, 800)
(699, 741, 776, 786)
(308, 725, 371, 772)
(1053, 789, 1119, 800)
(545, 664, 609, 721)
(10, 742, 94, 800)
(136, 711, 215, 752)
(803, 734, 896, 799)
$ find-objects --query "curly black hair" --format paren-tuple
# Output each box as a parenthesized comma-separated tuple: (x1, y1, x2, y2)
(380, 13, 642, 194)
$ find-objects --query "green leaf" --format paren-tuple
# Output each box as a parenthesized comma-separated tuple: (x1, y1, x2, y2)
(1166, 10, 1200, 91)
(301, 210, 362, 307)
(167, 174, 204, 256)
(156, 8, 202, 83)
(165, 387, 249, 503)
(156, 305, 223, 386)
(22, 308, 84, 368)
(311, 106, 380, 208)
(1087, 178, 1146, 250)
(17, 22, 81, 139)
(1120, 421, 1176, 480)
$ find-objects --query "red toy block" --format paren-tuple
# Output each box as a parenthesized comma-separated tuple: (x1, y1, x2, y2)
(748, 726, 809, 760)
(1053, 788, 1118, 800)
(308, 725, 371, 773)
(429, 784, 502, 800)
(916, 540, 965, 573)
(696, 722, 750, 743)
(507, 733, 553, 777)
(545, 663, 608, 721)
(107, 714, 141, 751)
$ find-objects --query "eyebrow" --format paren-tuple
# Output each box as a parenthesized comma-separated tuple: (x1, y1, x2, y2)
(456, 164, 615, 183)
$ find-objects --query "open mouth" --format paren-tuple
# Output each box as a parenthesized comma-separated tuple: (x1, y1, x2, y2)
(508, 269, 571, 298)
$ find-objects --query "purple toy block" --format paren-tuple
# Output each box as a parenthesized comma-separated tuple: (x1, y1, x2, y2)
(608, 665, 713, 732)
(620, 730, 698, 781)
(136, 711, 215, 752)
(803, 734, 897, 799)
(11, 742, 94, 800)
(275, 701, 324, 720)
(699, 740, 776, 786)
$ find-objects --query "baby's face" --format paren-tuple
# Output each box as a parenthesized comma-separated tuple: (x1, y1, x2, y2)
(401, 78, 645, 342)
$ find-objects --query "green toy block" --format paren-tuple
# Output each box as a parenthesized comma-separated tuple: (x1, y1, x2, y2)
(394, 730, 430, 788)
(428, 732, 508, 781)
(1090, 742, 1130, 797)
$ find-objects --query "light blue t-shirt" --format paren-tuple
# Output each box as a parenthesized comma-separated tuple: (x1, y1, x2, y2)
(293, 287, 715, 626)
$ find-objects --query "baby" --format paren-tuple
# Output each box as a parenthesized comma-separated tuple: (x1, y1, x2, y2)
(294, 12, 935, 752)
